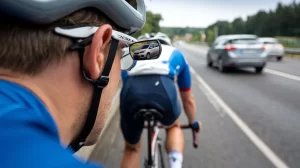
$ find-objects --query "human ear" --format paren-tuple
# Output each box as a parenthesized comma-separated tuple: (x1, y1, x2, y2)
(83, 24, 112, 80)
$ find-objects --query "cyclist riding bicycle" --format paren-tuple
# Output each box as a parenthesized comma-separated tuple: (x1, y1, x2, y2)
(120, 32, 201, 168)
(0, 0, 148, 168)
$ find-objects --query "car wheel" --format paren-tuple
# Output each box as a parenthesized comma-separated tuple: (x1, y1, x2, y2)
(255, 67, 264, 73)
(207, 55, 213, 67)
(146, 53, 150, 59)
(218, 58, 227, 73)
(277, 56, 282, 61)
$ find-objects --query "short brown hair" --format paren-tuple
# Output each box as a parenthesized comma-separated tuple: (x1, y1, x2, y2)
(0, 8, 118, 75)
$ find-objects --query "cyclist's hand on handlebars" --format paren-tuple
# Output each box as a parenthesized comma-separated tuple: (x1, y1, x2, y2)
(190, 121, 202, 133)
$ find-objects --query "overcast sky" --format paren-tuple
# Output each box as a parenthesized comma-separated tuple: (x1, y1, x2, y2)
(144, 0, 298, 27)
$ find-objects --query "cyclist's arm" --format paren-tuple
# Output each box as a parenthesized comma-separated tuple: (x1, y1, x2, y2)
(177, 57, 197, 124)
(180, 89, 196, 124)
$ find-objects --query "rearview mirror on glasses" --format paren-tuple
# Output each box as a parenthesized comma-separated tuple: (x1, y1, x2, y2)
(129, 40, 162, 60)
(121, 47, 135, 71)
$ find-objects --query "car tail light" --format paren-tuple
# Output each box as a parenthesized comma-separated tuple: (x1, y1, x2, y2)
(261, 45, 268, 50)
(225, 45, 236, 51)
(279, 44, 284, 50)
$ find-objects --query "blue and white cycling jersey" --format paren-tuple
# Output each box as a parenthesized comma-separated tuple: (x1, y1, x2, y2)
(122, 44, 192, 91)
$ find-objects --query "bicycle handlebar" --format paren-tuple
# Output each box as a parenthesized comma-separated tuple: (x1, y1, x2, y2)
(155, 124, 199, 149)
(180, 125, 199, 148)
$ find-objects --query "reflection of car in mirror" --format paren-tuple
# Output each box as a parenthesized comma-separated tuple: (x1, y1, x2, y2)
(133, 43, 160, 59)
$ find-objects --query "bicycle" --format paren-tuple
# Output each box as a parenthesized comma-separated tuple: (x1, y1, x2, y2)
(134, 108, 199, 168)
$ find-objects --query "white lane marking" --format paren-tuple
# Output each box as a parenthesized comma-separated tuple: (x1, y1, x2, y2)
(196, 83, 225, 117)
(265, 68, 300, 82)
(189, 66, 290, 168)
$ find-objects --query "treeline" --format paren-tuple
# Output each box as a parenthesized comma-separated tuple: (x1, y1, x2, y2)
(205, 1, 300, 44)
(161, 27, 204, 40)
(134, 11, 205, 41)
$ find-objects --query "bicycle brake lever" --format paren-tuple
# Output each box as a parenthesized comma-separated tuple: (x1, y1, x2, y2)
(192, 130, 199, 148)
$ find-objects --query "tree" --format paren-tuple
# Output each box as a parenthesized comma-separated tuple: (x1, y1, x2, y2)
(151, 13, 162, 32)
(134, 11, 163, 38)
(253, 10, 269, 36)
(205, 29, 215, 44)
(231, 18, 245, 34)
(205, 1, 300, 39)
(191, 32, 201, 41)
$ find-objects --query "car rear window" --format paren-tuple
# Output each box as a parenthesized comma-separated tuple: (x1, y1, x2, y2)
(229, 38, 259, 44)
(262, 41, 279, 44)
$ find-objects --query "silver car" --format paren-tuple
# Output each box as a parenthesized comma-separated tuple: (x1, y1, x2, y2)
(207, 34, 268, 73)
(133, 43, 160, 59)
(258, 37, 285, 61)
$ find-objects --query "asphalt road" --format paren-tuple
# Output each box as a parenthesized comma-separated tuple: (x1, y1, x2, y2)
(88, 43, 300, 168)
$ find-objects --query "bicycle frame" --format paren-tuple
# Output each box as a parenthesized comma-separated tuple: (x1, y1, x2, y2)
(149, 124, 166, 168)
(145, 118, 163, 168)
(137, 108, 199, 168)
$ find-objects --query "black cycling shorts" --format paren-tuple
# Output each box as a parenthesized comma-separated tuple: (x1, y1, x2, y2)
(120, 75, 181, 144)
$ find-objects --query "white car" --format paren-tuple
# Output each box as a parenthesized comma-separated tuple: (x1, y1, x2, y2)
(133, 43, 160, 59)
(258, 37, 285, 61)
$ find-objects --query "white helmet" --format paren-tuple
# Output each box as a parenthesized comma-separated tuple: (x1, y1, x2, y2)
(150, 32, 172, 46)
(137, 33, 151, 41)
(0, 0, 146, 34)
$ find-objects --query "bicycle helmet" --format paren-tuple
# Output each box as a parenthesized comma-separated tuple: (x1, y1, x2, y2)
(137, 33, 151, 41)
(0, 0, 146, 34)
(150, 32, 172, 46)
(0, 0, 146, 152)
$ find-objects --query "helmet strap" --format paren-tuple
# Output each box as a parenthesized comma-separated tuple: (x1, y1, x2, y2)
(68, 38, 119, 152)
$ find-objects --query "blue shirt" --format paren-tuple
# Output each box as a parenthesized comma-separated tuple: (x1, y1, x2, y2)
(0, 80, 102, 168)
(122, 44, 192, 91)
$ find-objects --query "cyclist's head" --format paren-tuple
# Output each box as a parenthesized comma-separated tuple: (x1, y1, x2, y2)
(0, 0, 146, 151)
(0, 0, 144, 74)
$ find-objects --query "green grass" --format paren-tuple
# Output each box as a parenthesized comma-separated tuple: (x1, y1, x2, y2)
(283, 45, 300, 48)
(285, 53, 300, 59)
(276, 36, 300, 48)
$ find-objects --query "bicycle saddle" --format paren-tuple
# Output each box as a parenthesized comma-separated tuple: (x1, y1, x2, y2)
(133, 108, 163, 121)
